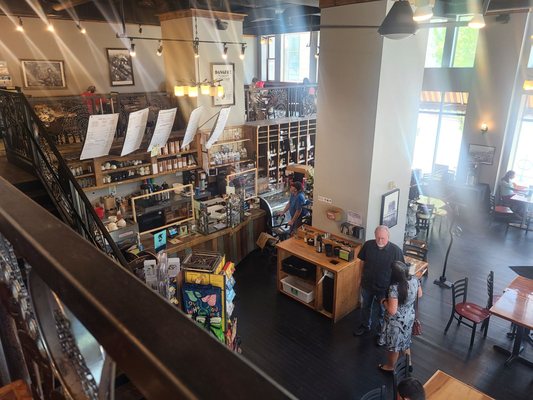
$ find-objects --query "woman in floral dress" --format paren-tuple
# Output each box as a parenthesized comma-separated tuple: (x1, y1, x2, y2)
(378, 261, 422, 371)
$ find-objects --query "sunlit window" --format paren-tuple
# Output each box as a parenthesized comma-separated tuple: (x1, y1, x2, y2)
(412, 91, 468, 174)
(280, 32, 310, 82)
(509, 95, 533, 185)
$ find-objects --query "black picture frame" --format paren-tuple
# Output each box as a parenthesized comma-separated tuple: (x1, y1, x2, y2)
(106, 48, 135, 87)
(21, 59, 66, 89)
(380, 188, 400, 228)
(468, 144, 496, 165)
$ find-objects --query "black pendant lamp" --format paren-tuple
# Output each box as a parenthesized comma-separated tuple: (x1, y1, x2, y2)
(378, 0, 419, 40)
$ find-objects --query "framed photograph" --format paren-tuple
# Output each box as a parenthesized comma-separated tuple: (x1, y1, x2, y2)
(380, 188, 400, 228)
(21, 59, 66, 89)
(106, 48, 135, 86)
(468, 144, 496, 165)
(211, 63, 235, 106)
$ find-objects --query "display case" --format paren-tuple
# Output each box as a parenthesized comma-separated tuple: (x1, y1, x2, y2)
(201, 126, 255, 173)
(259, 185, 290, 233)
(131, 184, 194, 235)
(226, 168, 257, 201)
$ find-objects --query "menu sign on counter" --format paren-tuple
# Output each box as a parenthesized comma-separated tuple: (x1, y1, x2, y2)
(80, 113, 119, 160)
(182, 106, 204, 150)
(205, 106, 231, 149)
(121, 108, 149, 156)
(148, 108, 177, 152)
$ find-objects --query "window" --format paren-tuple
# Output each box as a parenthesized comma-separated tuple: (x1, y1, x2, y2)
(260, 36, 276, 81)
(424, 16, 479, 68)
(509, 95, 533, 185)
(412, 91, 468, 174)
(280, 32, 310, 82)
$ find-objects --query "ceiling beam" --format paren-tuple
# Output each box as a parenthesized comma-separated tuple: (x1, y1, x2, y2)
(52, 0, 93, 12)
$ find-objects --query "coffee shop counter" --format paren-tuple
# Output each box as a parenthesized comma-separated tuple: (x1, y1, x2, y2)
(140, 209, 266, 264)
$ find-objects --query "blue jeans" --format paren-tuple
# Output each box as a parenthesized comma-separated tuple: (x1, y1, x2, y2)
(360, 288, 387, 330)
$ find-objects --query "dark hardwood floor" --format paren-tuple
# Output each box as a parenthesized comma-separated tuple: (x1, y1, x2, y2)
(234, 221, 533, 400)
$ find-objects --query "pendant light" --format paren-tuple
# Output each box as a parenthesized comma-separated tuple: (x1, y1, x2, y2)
(16, 17, 24, 32)
(468, 14, 485, 29)
(378, 0, 419, 40)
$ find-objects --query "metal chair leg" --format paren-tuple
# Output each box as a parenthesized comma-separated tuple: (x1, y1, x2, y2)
(470, 323, 477, 348)
(445, 312, 454, 333)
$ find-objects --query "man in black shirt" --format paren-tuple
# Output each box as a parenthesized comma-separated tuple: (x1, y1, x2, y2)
(354, 225, 404, 336)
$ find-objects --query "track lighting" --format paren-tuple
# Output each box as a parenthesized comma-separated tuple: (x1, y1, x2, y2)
(47, 23, 54, 32)
(16, 17, 24, 32)
(468, 14, 485, 29)
(77, 23, 87, 34)
(193, 39, 200, 58)
(222, 43, 228, 60)
(138, 24, 143, 34)
(156, 41, 163, 57)
(240, 43, 246, 60)
(129, 43, 136, 57)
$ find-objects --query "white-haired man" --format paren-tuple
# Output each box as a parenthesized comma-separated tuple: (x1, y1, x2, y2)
(354, 225, 404, 337)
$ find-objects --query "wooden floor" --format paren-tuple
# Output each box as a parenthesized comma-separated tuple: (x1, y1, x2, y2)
(234, 222, 533, 400)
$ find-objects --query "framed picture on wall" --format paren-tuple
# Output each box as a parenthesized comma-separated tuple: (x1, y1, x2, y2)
(106, 48, 135, 86)
(468, 144, 496, 165)
(21, 59, 66, 89)
(211, 63, 235, 106)
(380, 188, 400, 228)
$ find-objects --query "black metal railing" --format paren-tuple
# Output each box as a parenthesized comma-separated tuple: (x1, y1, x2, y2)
(0, 88, 127, 267)
(0, 177, 294, 399)
(245, 84, 318, 121)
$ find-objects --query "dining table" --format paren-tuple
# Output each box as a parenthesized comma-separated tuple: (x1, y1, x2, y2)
(490, 275, 533, 367)
(423, 369, 494, 400)
(509, 193, 533, 230)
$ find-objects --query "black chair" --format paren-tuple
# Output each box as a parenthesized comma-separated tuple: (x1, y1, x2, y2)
(403, 243, 428, 262)
(415, 204, 434, 240)
(489, 194, 517, 232)
(444, 278, 491, 348)
(359, 385, 386, 400)
(393, 355, 410, 400)
(481, 271, 496, 334)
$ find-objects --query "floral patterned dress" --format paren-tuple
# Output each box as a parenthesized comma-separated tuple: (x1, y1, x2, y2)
(381, 278, 419, 352)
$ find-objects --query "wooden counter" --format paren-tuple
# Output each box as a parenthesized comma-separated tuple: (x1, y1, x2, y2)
(141, 209, 266, 264)
(276, 235, 361, 322)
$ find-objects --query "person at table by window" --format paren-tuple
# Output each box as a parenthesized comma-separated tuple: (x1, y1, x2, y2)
(500, 170, 518, 205)
(397, 377, 426, 400)
(277, 181, 308, 234)
(378, 261, 422, 372)
(354, 226, 404, 337)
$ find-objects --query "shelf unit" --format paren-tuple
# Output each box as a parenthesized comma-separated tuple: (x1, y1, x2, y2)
(246, 116, 316, 185)
(64, 134, 201, 190)
(200, 126, 255, 173)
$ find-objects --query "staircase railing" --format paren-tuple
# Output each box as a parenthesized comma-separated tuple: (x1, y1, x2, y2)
(0, 177, 294, 399)
(0, 88, 127, 267)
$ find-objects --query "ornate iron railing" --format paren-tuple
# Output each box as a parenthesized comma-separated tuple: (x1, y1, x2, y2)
(0, 88, 128, 267)
(245, 84, 318, 121)
(0, 177, 294, 399)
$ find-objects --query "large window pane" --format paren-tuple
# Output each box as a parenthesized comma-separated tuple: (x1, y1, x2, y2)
(412, 113, 439, 173)
(452, 26, 479, 67)
(434, 115, 464, 172)
(281, 32, 310, 82)
(425, 27, 446, 68)
(527, 45, 533, 68)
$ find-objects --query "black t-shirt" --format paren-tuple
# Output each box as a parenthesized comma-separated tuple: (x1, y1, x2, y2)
(358, 240, 405, 291)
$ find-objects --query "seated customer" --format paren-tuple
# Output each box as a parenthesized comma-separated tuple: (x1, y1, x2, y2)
(500, 170, 519, 205)
(397, 377, 425, 400)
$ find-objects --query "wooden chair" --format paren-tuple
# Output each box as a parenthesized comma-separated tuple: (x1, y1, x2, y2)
(481, 271, 496, 334)
(359, 385, 386, 400)
(403, 244, 428, 262)
(489, 194, 516, 232)
(393, 355, 411, 400)
(444, 278, 491, 348)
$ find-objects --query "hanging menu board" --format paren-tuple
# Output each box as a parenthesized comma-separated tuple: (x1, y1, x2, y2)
(80, 113, 119, 160)
(205, 106, 231, 149)
(182, 106, 204, 150)
(121, 108, 149, 156)
(148, 108, 177, 152)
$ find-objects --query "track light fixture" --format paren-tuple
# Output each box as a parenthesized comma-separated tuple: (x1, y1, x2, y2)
(16, 17, 24, 32)
(156, 40, 163, 56)
(138, 24, 143, 34)
(47, 23, 55, 32)
(222, 43, 228, 60)
(240, 43, 246, 60)
(77, 23, 87, 34)
(129, 42, 136, 57)
(193, 39, 200, 58)
(468, 14, 485, 29)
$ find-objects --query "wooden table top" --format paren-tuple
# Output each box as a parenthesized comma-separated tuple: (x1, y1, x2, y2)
(424, 370, 494, 400)
(417, 195, 446, 209)
(276, 236, 360, 273)
(404, 255, 428, 279)
(510, 193, 533, 204)
(490, 276, 533, 330)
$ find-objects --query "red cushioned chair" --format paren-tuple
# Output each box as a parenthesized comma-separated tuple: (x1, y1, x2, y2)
(489, 194, 517, 232)
(444, 277, 491, 348)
